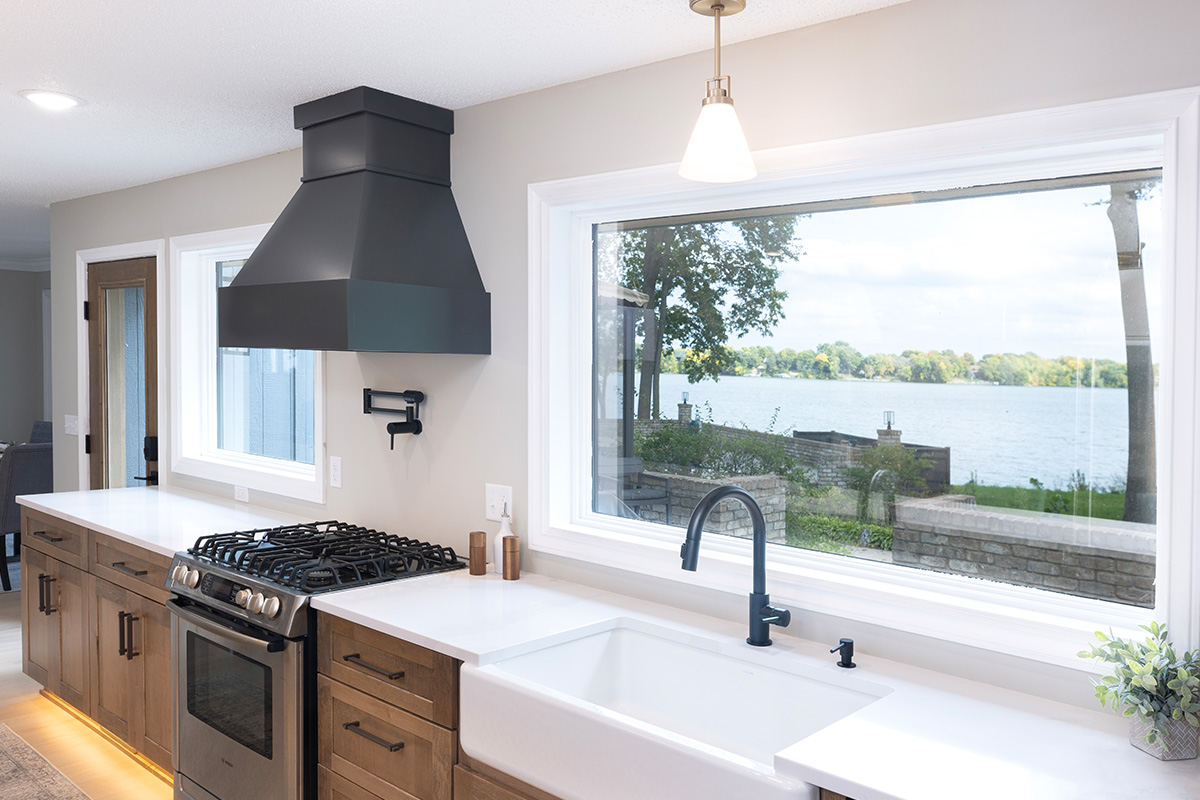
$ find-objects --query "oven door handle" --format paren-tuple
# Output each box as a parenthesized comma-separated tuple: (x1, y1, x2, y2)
(167, 598, 288, 653)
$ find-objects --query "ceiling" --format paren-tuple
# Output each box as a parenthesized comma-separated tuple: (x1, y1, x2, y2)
(0, 0, 912, 269)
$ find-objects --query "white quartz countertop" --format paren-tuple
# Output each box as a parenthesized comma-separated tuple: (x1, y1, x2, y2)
(314, 570, 1200, 800)
(16, 486, 304, 557)
(16, 488, 1199, 798)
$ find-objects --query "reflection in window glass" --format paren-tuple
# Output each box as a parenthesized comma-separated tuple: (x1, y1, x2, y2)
(216, 259, 315, 465)
(593, 171, 1161, 607)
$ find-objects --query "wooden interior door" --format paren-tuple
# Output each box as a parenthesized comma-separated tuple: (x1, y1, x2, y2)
(87, 257, 157, 489)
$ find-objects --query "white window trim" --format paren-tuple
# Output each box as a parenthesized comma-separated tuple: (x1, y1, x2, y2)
(169, 225, 327, 503)
(528, 87, 1200, 669)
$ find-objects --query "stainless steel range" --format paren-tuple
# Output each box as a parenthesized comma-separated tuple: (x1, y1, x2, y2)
(166, 521, 464, 800)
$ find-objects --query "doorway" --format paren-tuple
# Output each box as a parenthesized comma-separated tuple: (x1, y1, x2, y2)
(86, 258, 158, 489)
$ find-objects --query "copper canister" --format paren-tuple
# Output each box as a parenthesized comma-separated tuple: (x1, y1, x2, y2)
(502, 535, 520, 580)
(469, 531, 488, 575)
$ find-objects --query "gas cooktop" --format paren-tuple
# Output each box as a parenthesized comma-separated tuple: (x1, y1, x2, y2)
(167, 520, 464, 637)
(188, 520, 464, 592)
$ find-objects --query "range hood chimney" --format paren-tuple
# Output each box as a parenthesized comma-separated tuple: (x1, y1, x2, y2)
(218, 86, 490, 353)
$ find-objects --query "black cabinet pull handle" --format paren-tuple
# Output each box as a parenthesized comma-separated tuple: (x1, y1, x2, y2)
(42, 576, 57, 615)
(125, 613, 139, 660)
(342, 653, 404, 680)
(111, 561, 149, 577)
(37, 574, 46, 613)
(118, 611, 128, 656)
(32, 530, 63, 543)
(341, 721, 404, 752)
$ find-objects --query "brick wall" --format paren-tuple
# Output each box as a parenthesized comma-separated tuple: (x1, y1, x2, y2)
(639, 471, 788, 543)
(893, 495, 1155, 607)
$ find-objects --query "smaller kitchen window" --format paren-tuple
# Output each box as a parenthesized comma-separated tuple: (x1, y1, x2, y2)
(169, 226, 326, 502)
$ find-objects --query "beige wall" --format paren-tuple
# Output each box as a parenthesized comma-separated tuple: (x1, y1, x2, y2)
(48, 0, 1200, 698)
(0, 268, 49, 442)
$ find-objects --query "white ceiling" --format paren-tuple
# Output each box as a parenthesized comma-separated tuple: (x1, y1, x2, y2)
(0, 0, 912, 267)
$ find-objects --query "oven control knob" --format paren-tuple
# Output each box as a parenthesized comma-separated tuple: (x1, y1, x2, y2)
(184, 569, 201, 589)
(235, 589, 252, 608)
(247, 592, 265, 614)
(262, 597, 281, 619)
(171, 565, 189, 584)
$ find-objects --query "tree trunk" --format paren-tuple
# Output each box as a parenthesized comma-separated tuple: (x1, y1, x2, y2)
(1106, 183, 1156, 523)
(637, 228, 673, 420)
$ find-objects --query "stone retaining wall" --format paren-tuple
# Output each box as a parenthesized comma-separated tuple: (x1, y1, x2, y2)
(637, 471, 788, 543)
(893, 495, 1155, 606)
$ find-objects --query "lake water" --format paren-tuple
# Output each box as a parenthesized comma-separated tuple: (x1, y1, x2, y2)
(635, 373, 1137, 489)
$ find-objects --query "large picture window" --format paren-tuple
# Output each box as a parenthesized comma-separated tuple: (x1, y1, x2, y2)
(593, 171, 1161, 608)
(529, 89, 1200, 667)
(170, 226, 325, 502)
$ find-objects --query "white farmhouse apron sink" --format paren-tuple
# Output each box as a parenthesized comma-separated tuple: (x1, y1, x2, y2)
(459, 618, 890, 800)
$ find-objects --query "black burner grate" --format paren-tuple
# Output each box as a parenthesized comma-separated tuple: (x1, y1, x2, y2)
(189, 521, 464, 592)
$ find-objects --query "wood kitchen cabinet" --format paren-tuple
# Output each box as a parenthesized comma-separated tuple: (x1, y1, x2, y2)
(90, 575, 173, 770)
(21, 529, 91, 713)
(452, 764, 562, 800)
(20, 506, 173, 772)
(317, 612, 459, 800)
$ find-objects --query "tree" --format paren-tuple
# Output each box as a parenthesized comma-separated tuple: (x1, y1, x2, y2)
(618, 218, 802, 418)
(1106, 181, 1157, 523)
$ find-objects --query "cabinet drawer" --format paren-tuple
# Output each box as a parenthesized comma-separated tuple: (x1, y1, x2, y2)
(319, 614, 459, 728)
(319, 764, 386, 800)
(319, 675, 455, 800)
(21, 509, 87, 568)
(89, 531, 172, 604)
(452, 766, 563, 800)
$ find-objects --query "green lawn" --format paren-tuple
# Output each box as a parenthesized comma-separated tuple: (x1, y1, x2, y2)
(952, 483, 1126, 520)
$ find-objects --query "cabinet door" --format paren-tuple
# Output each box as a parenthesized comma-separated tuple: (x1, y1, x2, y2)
(134, 595, 173, 771)
(54, 559, 90, 712)
(21, 546, 55, 686)
(92, 576, 134, 741)
(318, 675, 455, 800)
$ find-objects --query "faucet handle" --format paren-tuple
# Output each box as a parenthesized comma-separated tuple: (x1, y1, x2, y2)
(761, 605, 791, 627)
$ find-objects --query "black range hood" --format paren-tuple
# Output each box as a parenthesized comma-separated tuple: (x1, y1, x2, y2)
(218, 86, 490, 353)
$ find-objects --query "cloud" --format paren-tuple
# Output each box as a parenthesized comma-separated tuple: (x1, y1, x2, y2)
(733, 183, 1160, 362)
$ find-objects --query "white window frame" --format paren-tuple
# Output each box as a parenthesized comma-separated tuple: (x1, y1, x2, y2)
(528, 88, 1200, 669)
(169, 225, 327, 503)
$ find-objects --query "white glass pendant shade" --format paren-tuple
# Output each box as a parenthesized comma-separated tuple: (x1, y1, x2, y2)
(679, 100, 757, 183)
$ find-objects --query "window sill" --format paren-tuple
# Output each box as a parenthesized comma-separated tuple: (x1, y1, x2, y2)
(172, 450, 325, 504)
(530, 518, 1152, 670)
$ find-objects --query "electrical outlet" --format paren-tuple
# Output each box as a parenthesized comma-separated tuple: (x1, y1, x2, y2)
(485, 484, 513, 522)
(329, 456, 342, 488)
(234, 485, 249, 503)
(64, 415, 79, 436)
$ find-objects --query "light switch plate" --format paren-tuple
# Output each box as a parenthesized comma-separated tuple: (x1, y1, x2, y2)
(485, 484, 513, 522)
(234, 485, 249, 503)
(64, 415, 79, 436)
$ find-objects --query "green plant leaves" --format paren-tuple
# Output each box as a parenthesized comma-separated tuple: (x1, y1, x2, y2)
(1079, 624, 1200, 744)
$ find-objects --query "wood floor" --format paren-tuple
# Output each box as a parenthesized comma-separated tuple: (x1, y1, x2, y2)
(0, 564, 172, 799)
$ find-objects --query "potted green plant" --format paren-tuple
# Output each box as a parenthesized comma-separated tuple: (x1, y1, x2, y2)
(1078, 621, 1200, 760)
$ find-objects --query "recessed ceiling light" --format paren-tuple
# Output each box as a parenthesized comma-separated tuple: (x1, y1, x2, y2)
(19, 90, 85, 111)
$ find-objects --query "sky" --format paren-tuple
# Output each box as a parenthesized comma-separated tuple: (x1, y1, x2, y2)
(730, 183, 1163, 364)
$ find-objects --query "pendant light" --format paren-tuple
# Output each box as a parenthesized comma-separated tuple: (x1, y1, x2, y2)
(679, 0, 756, 183)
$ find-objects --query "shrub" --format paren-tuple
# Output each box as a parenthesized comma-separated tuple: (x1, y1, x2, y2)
(786, 511, 892, 551)
(636, 415, 809, 485)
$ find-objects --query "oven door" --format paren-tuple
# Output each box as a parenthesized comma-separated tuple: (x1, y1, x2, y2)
(169, 598, 303, 800)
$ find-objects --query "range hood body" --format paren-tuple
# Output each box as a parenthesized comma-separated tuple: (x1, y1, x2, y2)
(218, 87, 490, 354)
